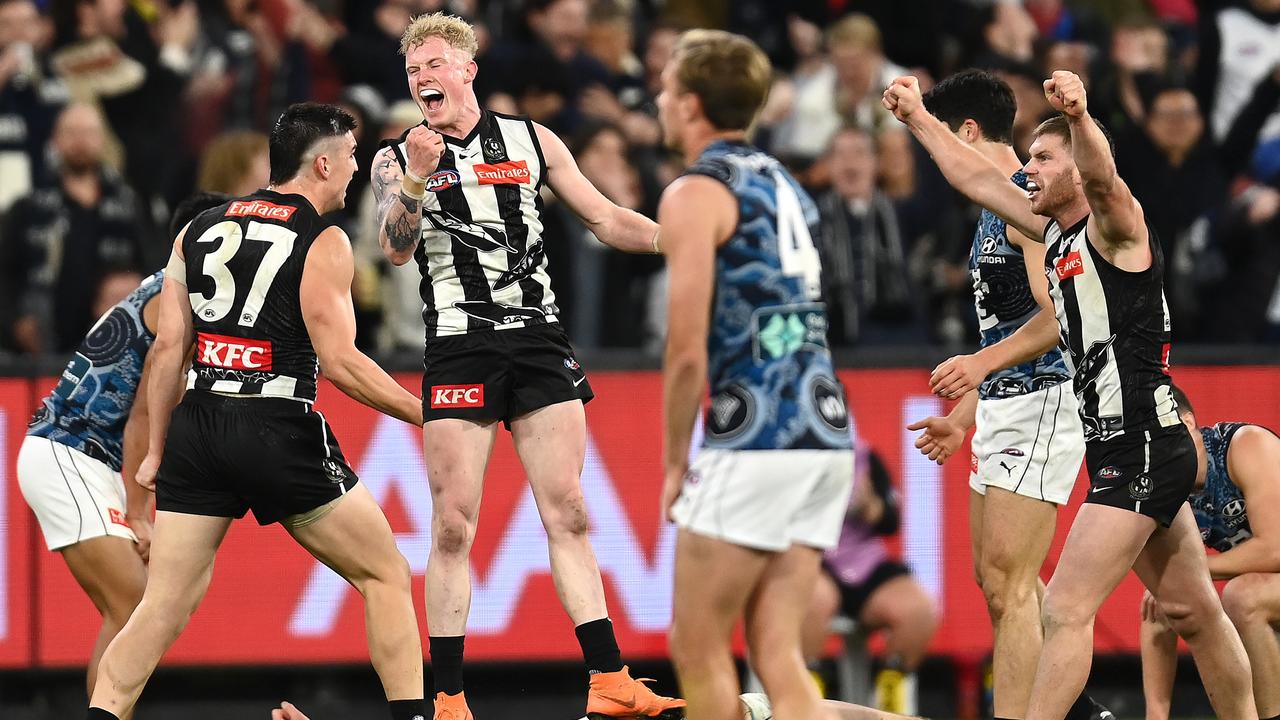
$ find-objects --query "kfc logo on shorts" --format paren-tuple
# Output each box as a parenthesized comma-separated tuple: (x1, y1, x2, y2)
(970, 454, 979, 473)
(431, 384, 485, 408)
(475, 160, 531, 185)
(197, 333, 273, 370)
(108, 508, 131, 529)
(225, 199, 297, 221)
(1055, 251, 1085, 280)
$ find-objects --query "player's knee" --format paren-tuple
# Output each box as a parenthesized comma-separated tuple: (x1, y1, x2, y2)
(364, 550, 413, 595)
(1221, 574, 1265, 626)
(1040, 587, 1091, 631)
(432, 511, 475, 557)
(1159, 599, 1208, 639)
(903, 588, 939, 633)
(541, 490, 590, 539)
(980, 562, 1034, 623)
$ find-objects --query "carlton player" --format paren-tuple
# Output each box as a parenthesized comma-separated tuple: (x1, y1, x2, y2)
(86, 104, 429, 720)
(371, 13, 682, 720)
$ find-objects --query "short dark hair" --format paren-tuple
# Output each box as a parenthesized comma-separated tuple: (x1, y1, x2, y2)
(1170, 385, 1195, 418)
(1032, 114, 1116, 158)
(170, 192, 232, 238)
(923, 69, 1016, 144)
(268, 103, 357, 185)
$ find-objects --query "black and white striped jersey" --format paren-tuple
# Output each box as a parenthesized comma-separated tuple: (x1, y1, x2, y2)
(182, 190, 329, 402)
(1044, 217, 1181, 443)
(386, 111, 558, 338)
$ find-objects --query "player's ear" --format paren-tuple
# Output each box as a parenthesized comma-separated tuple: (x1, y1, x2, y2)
(464, 58, 477, 83)
(315, 153, 331, 180)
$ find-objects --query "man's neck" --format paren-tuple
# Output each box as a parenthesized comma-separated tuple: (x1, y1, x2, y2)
(1052, 199, 1092, 232)
(682, 128, 747, 167)
(62, 170, 100, 208)
(974, 139, 1023, 177)
(432, 98, 484, 141)
(268, 182, 325, 215)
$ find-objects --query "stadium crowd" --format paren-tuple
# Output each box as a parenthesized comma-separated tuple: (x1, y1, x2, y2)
(1, 0, 1278, 357)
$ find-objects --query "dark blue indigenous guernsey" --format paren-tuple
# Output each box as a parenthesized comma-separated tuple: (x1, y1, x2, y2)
(970, 171, 1071, 399)
(27, 271, 163, 470)
(1190, 422, 1273, 551)
(684, 140, 852, 451)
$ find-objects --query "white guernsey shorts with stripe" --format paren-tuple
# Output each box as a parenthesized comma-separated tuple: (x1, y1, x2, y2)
(18, 435, 138, 551)
(969, 382, 1084, 506)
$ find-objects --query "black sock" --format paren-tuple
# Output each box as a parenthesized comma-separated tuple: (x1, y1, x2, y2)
(87, 709, 121, 720)
(1065, 693, 1094, 720)
(389, 698, 428, 720)
(575, 617, 624, 674)
(429, 635, 465, 695)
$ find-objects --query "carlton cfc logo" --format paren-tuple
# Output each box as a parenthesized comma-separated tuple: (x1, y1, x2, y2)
(475, 160, 531, 185)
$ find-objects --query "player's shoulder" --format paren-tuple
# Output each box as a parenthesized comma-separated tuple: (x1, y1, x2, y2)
(1225, 423, 1280, 454)
(685, 143, 777, 190)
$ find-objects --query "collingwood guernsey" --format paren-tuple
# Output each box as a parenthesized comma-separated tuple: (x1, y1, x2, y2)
(385, 110, 556, 337)
(1044, 216, 1180, 442)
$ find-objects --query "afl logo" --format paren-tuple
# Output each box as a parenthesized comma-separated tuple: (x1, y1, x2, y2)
(980, 236, 997, 254)
(1224, 499, 1245, 518)
(1098, 466, 1122, 480)
(426, 170, 461, 192)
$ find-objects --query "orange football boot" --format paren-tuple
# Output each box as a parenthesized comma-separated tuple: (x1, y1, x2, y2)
(433, 691, 474, 720)
(586, 666, 687, 720)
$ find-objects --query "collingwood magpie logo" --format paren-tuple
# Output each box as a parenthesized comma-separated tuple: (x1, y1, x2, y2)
(1129, 473, 1153, 501)
(425, 211, 516, 254)
(322, 458, 345, 483)
(494, 239, 544, 291)
(453, 301, 545, 326)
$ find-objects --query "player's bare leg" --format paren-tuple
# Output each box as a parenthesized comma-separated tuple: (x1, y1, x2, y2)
(859, 575, 937, 672)
(801, 573, 842, 660)
(288, 483, 423, 702)
(744, 545, 837, 720)
(671, 530, 772, 720)
(89, 512, 232, 717)
(510, 400, 605, 623)
(62, 536, 147, 720)
(741, 693, 920, 720)
(1219, 573, 1280, 717)
(977, 487, 1057, 717)
(1134, 505, 1255, 719)
(1140, 593, 1178, 720)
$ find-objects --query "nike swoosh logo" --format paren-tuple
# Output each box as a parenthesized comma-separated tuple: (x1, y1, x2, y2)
(1092, 485, 1113, 493)
(573, 376, 587, 388)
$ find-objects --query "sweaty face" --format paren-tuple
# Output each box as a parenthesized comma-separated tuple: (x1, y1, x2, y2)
(1022, 134, 1079, 217)
(405, 37, 474, 130)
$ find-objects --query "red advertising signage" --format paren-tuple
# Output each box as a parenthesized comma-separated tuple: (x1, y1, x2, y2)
(7, 367, 1280, 667)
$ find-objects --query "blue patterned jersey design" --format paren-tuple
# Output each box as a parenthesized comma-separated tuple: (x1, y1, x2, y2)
(687, 140, 852, 451)
(1190, 422, 1261, 552)
(970, 171, 1070, 399)
(27, 271, 162, 470)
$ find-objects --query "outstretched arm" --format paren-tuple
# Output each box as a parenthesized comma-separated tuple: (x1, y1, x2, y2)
(302, 227, 423, 426)
(1044, 71, 1148, 255)
(883, 76, 1047, 242)
(536, 123, 660, 254)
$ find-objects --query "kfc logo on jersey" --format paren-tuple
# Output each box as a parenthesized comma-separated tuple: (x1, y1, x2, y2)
(431, 384, 485, 408)
(1055, 251, 1084, 280)
(225, 200, 297, 221)
(475, 160, 531, 185)
(197, 333, 273, 370)
(426, 170, 461, 192)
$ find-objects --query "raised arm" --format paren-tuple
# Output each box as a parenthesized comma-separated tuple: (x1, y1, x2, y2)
(374, 126, 445, 265)
(136, 230, 197, 490)
(302, 226, 423, 426)
(1044, 71, 1148, 256)
(883, 76, 1047, 242)
(1206, 426, 1280, 579)
(535, 123, 660, 254)
(659, 175, 735, 517)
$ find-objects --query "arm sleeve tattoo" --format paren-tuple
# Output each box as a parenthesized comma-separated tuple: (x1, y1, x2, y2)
(373, 149, 423, 256)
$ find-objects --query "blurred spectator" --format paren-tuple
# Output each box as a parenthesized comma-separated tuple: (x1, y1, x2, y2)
(1089, 17, 1171, 138)
(805, 446, 938, 715)
(990, 61, 1053, 156)
(1117, 84, 1227, 339)
(772, 14, 905, 163)
(816, 126, 927, 347)
(969, 1, 1038, 68)
(578, 0, 661, 150)
(0, 0, 64, 211)
(1197, 0, 1280, 145)
(195, 129, 269, 196)
(0, 102, 148, 354)
(1213, 175, 1280, 342)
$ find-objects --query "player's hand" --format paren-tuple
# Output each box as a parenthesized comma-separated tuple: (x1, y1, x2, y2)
(906, 415, 965, 465)
(404, 125, 446, 179)
(662, 464, 687, 523)
(1044, 70, 1087, 118)
(881, 76, 924, 123)
(136, 453, 161, 492)
(129, 513, 154, 563)
(930, 354, 990, 400)
(1140, 589, 1170, 628)
(272, 701, 310, 720)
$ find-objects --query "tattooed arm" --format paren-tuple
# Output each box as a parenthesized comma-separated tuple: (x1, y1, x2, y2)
(374, 146, 425, 266)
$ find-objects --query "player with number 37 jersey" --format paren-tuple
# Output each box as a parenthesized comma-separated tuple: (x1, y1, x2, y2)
(686, 141, 853, 451)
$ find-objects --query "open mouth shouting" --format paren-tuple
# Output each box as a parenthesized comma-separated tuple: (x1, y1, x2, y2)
(420, 87, 445, 114)
(1026, 179, 1041, 202)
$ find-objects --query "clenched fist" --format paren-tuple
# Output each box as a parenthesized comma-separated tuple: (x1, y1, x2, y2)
(882, 76, 924, 123)
(404, 125, 446, 179)
(1044, 70, 1087, 118)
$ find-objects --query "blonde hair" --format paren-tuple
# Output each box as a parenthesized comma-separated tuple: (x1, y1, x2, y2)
(826, 13, 881, 53)
(400, 12, 478, 57)
(198, 131, 268, 194)
(672, 30, 772, 131)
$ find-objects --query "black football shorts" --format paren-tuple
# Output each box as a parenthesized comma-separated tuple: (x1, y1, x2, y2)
(1083, 424, 1196, 527)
